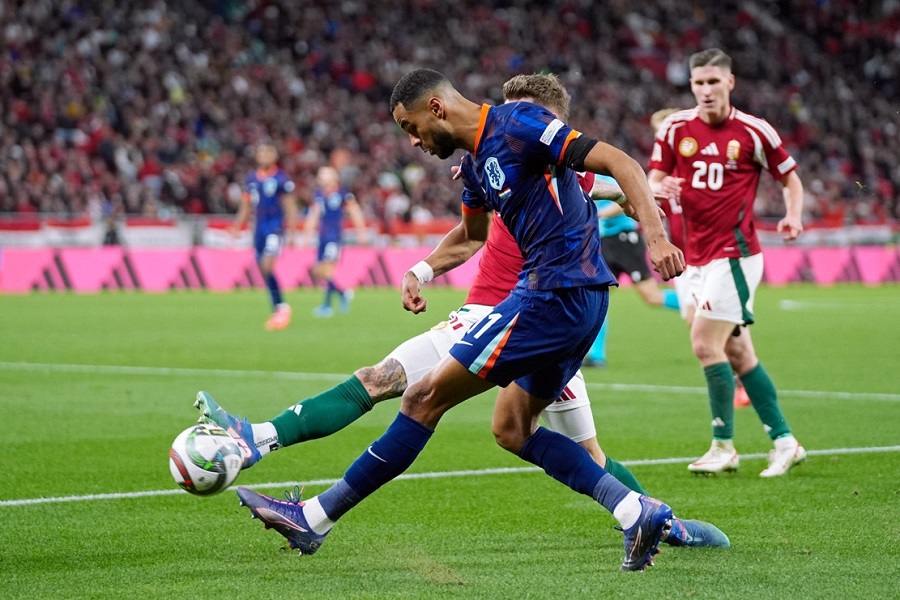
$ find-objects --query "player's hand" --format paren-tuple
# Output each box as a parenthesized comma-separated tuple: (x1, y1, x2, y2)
(401, 271, 428, 314)
(451, 153, 480, 186)
(647, 237, 685, 281)
(228, 225, 240, 239)
(658, 176, 685, 201)
(776, 215, 803, 241)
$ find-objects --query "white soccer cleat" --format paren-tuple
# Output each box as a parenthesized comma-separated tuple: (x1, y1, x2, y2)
(760, 437, 807, 478)
(688, 440, 740, 474)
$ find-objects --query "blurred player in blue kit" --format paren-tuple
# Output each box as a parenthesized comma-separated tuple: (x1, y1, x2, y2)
(583, 175, 681, 368)
(304, 165, 368, 317)
(235, 69, 686, 571)
(230, 142, 298, 331)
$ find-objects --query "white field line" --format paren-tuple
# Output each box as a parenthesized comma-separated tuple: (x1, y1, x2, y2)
(1, 361, 898, 401)
(778, 299, 900, 311)
(1, 445, 899, 508)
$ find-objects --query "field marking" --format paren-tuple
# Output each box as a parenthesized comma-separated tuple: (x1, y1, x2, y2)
(1, 361, 898, 402)
(2, 445, 899, 508)
(779, 299, 900, 311)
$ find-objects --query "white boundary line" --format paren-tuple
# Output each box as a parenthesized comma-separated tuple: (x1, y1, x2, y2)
(2, 445, 899, 508)
(1, 361, 898, 401)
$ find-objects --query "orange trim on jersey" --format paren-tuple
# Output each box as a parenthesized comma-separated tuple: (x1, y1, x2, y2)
(461, 203, 486, 215)
(544, 171, 563, 214)
(477, 314, 518, 377)
(557, 130, 581, 165)
(255, 166, 278, 179)
(472, 104, 491, 159)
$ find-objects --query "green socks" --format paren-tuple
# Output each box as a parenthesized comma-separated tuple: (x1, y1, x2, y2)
(271, 375, 374, 447)
(741, 362, 791, 440)
(704, 362, 736, 440)
(604, 457, 648, 495)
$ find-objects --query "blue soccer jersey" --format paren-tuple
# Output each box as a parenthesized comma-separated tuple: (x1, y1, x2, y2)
(245, 168, 295, 235)
(463, 102, 616, 290)
(313, 188, 356, 244)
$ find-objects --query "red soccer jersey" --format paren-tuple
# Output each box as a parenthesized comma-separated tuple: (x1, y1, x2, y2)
(465, 213, 524, 306)
(465, 172, 596, 305)
(648, 106, 797, 266)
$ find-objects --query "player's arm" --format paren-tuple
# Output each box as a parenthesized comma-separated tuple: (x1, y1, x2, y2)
(647, 168, 686, 202)
(231, 190, 252, 238)
(590, 178, 626, 205)
(572, 139, 683, 280)
(401, 210, 491, 314)
(281, 192, 299, 247)
(777, 170, 804, 241)
(303, 202, 321, 247)
(344, 198, 369, 245)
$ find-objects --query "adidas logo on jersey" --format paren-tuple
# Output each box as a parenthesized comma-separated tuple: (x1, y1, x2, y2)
(700, 142, 720, 156)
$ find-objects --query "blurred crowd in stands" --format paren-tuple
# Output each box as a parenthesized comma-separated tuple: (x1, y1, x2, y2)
(1, 0, 897, 235)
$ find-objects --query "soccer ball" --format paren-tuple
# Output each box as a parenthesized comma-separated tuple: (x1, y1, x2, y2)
(169, 423, 242, 496)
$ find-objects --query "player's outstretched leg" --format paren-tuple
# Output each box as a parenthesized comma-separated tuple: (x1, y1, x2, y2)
(236, 486, 328, 555)
(194, 391, 261, 469)
(665, 518, 731, 548)
(620, 496, 674, 571)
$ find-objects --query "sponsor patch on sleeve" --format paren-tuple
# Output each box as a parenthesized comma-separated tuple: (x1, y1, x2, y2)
(540, 118, 566, 145)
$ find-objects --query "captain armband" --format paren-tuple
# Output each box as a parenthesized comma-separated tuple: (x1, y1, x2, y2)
(561, 135, 599, 172)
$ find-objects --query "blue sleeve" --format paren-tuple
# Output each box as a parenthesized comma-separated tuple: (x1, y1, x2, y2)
(458, 154, 490, 212)
(510, 103, 581, 167)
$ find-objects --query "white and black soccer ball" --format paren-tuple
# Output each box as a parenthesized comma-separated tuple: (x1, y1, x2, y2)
(169, 423, 242, 496)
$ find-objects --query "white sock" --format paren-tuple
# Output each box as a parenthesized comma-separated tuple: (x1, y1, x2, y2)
(774, 434, 797, 450)
(252, 422, 279, 457)
(303, 497, 335, 535)
(612, 491, 643, 530)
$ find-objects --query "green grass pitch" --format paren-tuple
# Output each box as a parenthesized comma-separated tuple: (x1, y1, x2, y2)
(1, 284, 898, 599)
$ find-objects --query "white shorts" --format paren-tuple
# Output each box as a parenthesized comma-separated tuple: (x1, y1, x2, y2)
(672, 270, 692, 321)
(684, 254, 763, 325)
(387, 303, 597, 442)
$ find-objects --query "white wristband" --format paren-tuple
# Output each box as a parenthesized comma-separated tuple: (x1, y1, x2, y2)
(409, 261, 434, 285)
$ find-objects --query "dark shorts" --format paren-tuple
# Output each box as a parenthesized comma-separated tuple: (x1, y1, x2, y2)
(449, 284, 609, 401)
(254, 227, 283, 259)
(601, 230, 652, 283)
(317, 237, 342, 262)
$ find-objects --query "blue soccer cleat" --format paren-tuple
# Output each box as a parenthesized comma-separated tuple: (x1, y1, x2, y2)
(664, 518, 731, 548)
(620, 496, 673, 571)
(313, 305, 334, 318)
(194, 391, 261, 470)
(237, 486, 329, 555)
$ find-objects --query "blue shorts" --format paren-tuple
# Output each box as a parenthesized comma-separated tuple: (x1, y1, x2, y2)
(449, 284, 609, 401)
(318, 237, 342, 262)
(254, 227, 283, 259)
